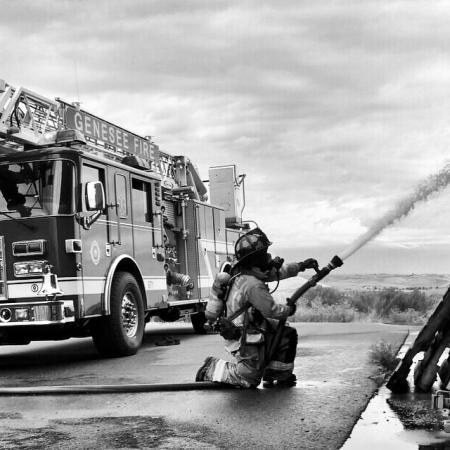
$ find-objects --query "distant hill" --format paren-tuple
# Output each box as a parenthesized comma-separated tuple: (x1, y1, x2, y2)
(269, 273, 450, 298)
(325, 273, 450, 292)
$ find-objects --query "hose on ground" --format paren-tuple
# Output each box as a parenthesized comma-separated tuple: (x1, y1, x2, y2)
(0, 381, 233, 396)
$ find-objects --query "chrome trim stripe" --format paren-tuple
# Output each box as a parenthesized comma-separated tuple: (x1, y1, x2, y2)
(97, 219, 162, 232)
(6, 280, 82, 298)
(0, 237, 6, 300)
(0, 300, 75, 325)
(58, 276, 105, 281)
(6, 276, 167, 299)
(0, 300, 67, 307)
(167, 299, 207, 306)
(4, 278, 41, 284)
(0, 319, 74, 326)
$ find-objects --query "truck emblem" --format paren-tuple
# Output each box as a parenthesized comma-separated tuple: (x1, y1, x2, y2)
(90, 241, 100, 265)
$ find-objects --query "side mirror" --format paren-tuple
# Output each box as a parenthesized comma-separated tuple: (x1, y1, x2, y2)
(85, 181, 105, 211)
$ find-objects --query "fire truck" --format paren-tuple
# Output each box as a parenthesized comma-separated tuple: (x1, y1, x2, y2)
(0, 79, 248, 357)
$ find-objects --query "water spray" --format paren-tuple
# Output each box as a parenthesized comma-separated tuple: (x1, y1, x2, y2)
(269, 164, 450, 362)
(339, 162, 450, 261)
(284, 163, 450, 306)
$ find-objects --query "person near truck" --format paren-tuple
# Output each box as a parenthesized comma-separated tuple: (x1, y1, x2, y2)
(195, 227, 319, 388)
(0, 166, 29, 217)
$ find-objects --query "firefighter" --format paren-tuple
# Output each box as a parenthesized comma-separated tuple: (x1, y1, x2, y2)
(195, 227, 318, 388)
(0, 166, 29, 217)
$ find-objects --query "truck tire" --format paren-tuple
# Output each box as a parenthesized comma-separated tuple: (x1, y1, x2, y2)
(92, 272, 145, 357)
(191, 311, 207, 334)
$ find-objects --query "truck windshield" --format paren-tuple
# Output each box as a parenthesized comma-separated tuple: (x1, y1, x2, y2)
(0, 160, 75, 218)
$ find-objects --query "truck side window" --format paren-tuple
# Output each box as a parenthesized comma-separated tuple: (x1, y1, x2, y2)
(131, 178, 152, 224)
(115, 174, 128, 218)
(82, 164, 106, 214)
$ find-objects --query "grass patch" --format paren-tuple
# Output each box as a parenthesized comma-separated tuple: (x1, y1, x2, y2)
(387, 397, 444, 430)
(296, 302, 357, 322)
(369, 341, 399, 372)
(285, 285, 441, 325)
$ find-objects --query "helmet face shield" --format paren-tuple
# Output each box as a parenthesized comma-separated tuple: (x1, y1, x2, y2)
(234, 228, 272, 264)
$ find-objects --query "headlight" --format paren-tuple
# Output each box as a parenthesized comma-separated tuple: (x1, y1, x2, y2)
(15, 308, 29, 320)
(14, 261, 46, 277)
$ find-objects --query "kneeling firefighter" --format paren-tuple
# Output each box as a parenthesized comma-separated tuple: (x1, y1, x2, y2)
(195, 227, 319, 388)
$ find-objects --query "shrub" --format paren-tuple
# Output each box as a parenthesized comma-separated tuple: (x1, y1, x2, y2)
(387, 308, 427, 325)
(290, 285, 437, 324)
(303, 285, 345, 307)
(347, 288, 435, 322)
(369, 341, 399, 372)
(295, 299, 356, 322)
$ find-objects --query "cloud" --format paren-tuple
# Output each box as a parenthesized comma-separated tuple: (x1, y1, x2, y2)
(3, 0, 450, 271)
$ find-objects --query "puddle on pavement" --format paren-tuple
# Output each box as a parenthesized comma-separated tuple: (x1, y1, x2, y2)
(342, 336, 450, 449)
(341, 386, 450, 449)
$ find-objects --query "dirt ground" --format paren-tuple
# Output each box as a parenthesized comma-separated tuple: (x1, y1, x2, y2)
(387, 395, 444, 430)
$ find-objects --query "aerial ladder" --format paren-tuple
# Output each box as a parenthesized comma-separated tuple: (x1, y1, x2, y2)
(0, 79, 61, 152)
(0, 79, 207, 199)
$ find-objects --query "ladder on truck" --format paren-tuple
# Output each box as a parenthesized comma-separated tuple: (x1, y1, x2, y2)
(0, 79, 207, 200)
(0, 79, 61, 152)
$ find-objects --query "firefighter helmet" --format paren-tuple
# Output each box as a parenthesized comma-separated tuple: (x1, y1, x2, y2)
(234, 228, 272, 264)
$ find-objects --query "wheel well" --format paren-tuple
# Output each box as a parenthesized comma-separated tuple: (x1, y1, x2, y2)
(110, 259, 147, 309)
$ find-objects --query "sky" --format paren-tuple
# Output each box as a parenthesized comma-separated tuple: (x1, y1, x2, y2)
(2, 0, 450, 273)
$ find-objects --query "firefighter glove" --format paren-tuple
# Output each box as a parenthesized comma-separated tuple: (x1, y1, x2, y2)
(298, 258, 319, 272)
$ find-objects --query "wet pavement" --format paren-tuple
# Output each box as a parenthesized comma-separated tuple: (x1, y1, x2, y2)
(343, 386, 450, 449)
(343, 333, 450, 449)
(0, 322, 409, 449)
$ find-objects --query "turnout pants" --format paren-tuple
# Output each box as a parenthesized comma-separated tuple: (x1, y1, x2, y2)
(199, 324, 298, 388)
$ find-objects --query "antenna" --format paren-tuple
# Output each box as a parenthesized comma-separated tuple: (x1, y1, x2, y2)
(73, 60, 80, 105)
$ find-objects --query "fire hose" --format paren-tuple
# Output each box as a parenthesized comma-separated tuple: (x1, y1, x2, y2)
(0, 381, 233, 396)
(266, 255, 344, 362)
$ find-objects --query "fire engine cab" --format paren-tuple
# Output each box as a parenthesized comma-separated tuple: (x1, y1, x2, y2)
(0, 79, 248, 357)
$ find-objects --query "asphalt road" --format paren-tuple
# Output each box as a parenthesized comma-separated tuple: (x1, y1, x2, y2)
(0, 321, 409, 449)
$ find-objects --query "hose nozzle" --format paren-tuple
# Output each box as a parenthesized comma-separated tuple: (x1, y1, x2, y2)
(287, 254, 344, 306)
(314, 254, 344, 279)
(329, 255, 343, 269)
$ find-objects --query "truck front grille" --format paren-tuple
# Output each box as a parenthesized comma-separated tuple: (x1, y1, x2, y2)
(33, 305, 51, 321)
(0, 237, 6, 300)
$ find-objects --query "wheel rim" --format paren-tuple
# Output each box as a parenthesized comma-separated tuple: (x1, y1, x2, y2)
(122, 291, 138, 337)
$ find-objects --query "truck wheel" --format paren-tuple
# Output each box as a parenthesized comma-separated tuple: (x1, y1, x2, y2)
(191, 311, 207, 334)
(92, 272, 144, 357)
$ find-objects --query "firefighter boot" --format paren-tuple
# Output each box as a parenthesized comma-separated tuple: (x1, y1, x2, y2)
(276, 373, 297, 388)
(263, 373, 296, 388)
(195, 356, 215, 382)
